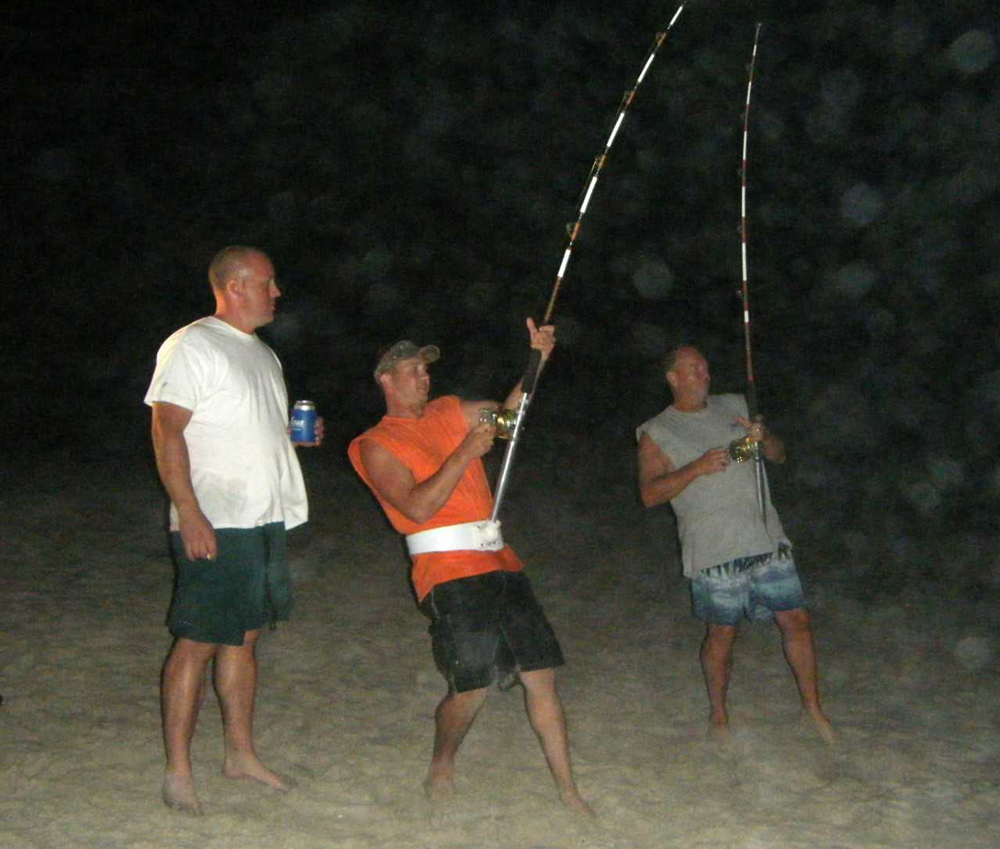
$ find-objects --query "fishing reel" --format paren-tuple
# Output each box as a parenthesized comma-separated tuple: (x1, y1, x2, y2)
(727, 435, 759, 463)
(479, 407, 518, 440)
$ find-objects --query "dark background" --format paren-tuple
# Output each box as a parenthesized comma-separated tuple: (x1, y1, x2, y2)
(5, 1, 998, 598)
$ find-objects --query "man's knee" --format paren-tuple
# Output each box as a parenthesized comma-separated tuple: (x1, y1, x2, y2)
(448, 686, 489, 708)
(170, 637, 218, 662)
(704, 623, 739, 647)
(216, 636, 260, 668)
(518, 667, 557, 695)
(775, 607, 811, 635)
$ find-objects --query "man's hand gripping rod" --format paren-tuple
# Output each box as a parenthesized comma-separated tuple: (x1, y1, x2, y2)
(490, 5, 686, 522)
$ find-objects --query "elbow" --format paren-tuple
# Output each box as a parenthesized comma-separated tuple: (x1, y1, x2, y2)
(402, 503, 437, 525)
(639, 482, 677, 508)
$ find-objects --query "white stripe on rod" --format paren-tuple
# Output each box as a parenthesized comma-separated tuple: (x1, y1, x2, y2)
(557, 249, 572, 278)
(606, 113, 626, 147)
(580, 176, 599, 214)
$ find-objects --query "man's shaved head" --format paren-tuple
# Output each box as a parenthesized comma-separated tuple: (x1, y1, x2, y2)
(208, 246, 267, 292)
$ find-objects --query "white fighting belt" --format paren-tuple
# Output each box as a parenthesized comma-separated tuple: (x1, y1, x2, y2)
(405, 520, 504, 556)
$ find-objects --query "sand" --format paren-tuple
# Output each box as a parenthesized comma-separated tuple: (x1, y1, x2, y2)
(2, 450, 998, 849)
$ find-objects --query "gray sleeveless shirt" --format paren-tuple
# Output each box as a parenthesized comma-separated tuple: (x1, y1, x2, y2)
(637, 393, 789, 577)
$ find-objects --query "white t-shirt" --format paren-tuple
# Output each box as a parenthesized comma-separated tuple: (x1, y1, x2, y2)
(144, 316, 308, 532)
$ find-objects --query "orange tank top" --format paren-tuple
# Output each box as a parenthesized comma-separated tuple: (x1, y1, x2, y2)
(347, 395, 522, 600)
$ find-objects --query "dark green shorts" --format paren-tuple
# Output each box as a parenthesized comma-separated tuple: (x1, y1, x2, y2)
(167, 522, 292, 646)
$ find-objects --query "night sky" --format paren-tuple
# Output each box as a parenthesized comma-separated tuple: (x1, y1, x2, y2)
(7, 1, 999, 596)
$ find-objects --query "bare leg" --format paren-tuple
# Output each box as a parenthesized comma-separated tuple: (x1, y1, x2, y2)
(424, 686, 488, 801)
(774, 608, 835, 745)
(519, 669, 593, 815)
(161, 637, 217, 815)
(216, 629, 294, 790)
(701, 623, 738, 736)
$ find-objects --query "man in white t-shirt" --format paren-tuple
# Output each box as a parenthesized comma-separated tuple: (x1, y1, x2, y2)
(145, 246, 322, 815)
(636, 345, 834, 744)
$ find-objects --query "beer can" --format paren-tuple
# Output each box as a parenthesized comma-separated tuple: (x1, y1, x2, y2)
(290, 400, 317, 444)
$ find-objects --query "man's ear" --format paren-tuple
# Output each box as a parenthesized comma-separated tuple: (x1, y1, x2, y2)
(665, 370, 677, 390)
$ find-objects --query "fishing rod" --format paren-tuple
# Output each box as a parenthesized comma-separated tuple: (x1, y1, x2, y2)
(734, 22, 768, 525)
(489, 4, 687, 522)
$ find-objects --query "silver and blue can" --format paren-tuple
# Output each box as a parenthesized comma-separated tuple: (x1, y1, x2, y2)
(290, 400, 317, 444)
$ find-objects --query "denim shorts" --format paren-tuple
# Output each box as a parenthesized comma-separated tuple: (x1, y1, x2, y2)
(691, 547, 805, 626)
(419, 570, 564, 693)
(168, 522, 291, 646)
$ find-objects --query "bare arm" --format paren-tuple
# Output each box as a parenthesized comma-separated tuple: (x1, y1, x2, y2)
(460, 398, 498, 429)
(452, 318, 557, 427)
(358, 424, 495, 525)
(456, 379, 529, 422)
(151, 401, 217, 561)
(637, 431, 730, 508)
(502, 317, 557, 411)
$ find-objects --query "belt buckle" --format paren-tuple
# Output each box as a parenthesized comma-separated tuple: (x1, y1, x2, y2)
(479, 520, 500, 548)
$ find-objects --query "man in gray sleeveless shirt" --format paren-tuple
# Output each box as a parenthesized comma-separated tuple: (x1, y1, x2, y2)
(636, 345, 834, 744)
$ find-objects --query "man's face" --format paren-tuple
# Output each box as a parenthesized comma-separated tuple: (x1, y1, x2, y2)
(667, 346, 710, 404)
(386, 356, 431, 405)
(238, 253, 280, 329)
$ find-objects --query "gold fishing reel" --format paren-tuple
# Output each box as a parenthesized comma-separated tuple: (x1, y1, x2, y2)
(479, 407, 518, 440)
(727, 435, 758, 463)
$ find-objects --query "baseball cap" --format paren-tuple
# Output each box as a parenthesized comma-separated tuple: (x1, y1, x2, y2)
(373, 340, 441, 381)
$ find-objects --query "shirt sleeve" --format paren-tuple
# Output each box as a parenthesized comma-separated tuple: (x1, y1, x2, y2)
(144, 331, 205, 411)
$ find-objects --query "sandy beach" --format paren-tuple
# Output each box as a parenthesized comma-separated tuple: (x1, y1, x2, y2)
(7, 1, 999, 845)
(2, 446, 998, 849)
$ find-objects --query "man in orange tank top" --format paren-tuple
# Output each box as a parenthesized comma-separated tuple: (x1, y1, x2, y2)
(347, 319, 591, 815)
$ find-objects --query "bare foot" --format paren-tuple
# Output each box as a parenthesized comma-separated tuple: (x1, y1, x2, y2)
(804, 709, 837, 746)
(223, 752, 297, 792)
(560, 786, 595, 817)
(422, 768, 455, 804)
(708, 715, 730, 740)
(162, 773, 203, 816)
